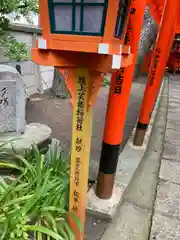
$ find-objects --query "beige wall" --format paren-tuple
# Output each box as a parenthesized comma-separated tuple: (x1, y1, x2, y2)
(0, 23, 54, 96)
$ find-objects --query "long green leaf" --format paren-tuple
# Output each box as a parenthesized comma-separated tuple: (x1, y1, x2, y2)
(0, 162, 21, 170)
(0, 177, 8, 189)
(0, 216, 6, 223)
(0, 185, 4, 193)
(0, 178, 19, 202)
(10, 182, 29, 193)
(58, 224, 70, 240)
(63, 222, 75, 240)
(25, 225, 65, 240)
(67, 212, 82, 232)
(22, 170, 52, 214)
(3, 194, 33, 207)
(43, 212, 58, 232)
(15, 154, 36, 177)
(37, 221, 43, 240)
(41, 206, 67, 214)
(0, 221, 8, 240)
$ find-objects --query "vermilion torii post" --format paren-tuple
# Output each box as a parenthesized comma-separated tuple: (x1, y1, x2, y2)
(96, 0, 147, 199)
(133, 0, 180, 146)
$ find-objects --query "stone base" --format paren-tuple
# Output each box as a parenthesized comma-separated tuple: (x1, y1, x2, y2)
(0, 123, 52, 153)
(87, 184, 123, 220)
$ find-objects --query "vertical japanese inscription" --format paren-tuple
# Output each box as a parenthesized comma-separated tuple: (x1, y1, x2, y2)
(76, 76, 86, 132)
(0, 87, 8, 107)
(125, 0, 136, 45)
(71, 74, 88, 215)
(115, 1, 137, 95)
(149, 48, 161, 85)
(114, 68, 124, 94)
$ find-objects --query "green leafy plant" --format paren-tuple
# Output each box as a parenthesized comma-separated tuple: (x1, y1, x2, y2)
(0, 143, 81, 239)
(0, 0, 38, 60)
(5, 39, 29, 61)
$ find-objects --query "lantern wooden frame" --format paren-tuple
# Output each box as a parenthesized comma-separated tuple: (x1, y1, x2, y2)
(33, 0, 132, 58)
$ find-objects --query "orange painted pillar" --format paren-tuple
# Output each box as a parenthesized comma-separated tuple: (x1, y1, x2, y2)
(96, 0, 147, 199)
(133, 0, 179, 146)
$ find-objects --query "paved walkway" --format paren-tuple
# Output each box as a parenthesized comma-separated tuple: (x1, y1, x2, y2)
(101, 77, 168, 240)
(100, 75, 180, 240)
(150, 75, 180, 239)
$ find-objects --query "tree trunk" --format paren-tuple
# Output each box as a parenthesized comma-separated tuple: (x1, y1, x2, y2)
(52, 67, 70, 98)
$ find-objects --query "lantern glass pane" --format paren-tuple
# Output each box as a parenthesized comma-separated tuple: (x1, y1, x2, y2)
(75, 6, 81, 31)
(54, 5, 72, 31)
(114, 0, 129, 39)
(83, 6, 104, 33)
(49, 0, 108, 35)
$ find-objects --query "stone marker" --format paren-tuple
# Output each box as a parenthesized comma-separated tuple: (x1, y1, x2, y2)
(0, 64, 26, 135)
(0, 64, 52, 153)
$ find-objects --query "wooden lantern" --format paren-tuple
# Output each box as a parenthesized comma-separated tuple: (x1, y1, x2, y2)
(32, 0, 133, 72)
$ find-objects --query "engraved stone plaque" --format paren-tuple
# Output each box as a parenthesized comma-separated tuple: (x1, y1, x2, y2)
(0, 65, 26, 135)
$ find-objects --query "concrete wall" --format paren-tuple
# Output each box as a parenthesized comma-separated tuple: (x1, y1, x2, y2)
(4, 61, 54, 97)
(0, 23, 54, 96)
